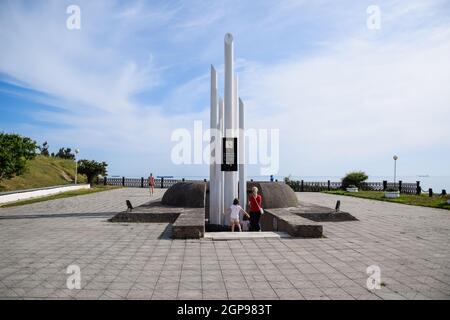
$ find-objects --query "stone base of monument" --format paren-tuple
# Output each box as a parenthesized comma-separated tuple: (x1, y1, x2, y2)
(260, 203, 356, 238)
(204, 231, 290, 240)
(109, 202, 181, 223)
(109, 201, 205, 239)
(109, 181, 357, 240)
(109, 182, 207, 239)
(261, 209, 323, 238)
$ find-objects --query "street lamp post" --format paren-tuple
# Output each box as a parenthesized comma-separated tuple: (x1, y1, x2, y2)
(393, 155, 398, 189)
(75, 148, 80, 184)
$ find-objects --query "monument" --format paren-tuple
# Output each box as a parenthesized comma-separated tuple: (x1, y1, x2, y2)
(110, 33, 335, 239)
(209, 33, 245, 226)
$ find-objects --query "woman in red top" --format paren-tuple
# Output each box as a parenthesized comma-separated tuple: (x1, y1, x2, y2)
(248, 186, 263, 231)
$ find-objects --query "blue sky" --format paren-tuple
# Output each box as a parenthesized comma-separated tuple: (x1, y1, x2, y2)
(1, 0, 450, 179)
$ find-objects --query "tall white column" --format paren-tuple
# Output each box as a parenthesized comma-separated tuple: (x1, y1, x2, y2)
(218, 97, 224, 225)
(209, 65, 219, 225)
(224, 33, 237, 224)
(233, 75, 239, 202)
(238, 98, 246, 211)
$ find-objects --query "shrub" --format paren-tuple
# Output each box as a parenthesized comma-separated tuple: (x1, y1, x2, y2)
(54, 147, 75, 160)
(77, 159, 107, 185)
(341, 171, 368, 189)
(284, 176, 301, 191)
(0, 132, 37, 182)
(385, 187, 399, 192)
(39, 141, 50, 156)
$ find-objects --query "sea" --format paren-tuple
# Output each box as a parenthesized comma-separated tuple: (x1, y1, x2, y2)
(165, 175, 450, 193)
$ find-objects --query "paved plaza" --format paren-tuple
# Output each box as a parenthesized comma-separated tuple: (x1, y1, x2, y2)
(0, 188, 449, 300)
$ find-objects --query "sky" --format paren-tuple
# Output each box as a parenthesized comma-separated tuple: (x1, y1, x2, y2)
(1, 0, 449, 179)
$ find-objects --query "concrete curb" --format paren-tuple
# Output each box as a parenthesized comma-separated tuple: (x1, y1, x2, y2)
(0, 184, 91, 204)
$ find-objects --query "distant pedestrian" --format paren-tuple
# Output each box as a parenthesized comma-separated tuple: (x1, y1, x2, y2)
(227, 198, 250, 232)
(248, 186, 263, 231)
(148, 173, 155, 196)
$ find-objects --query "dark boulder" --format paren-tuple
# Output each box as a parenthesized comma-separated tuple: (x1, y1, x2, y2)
(162, 182, 206, 208)
(247, 182, 298, 209)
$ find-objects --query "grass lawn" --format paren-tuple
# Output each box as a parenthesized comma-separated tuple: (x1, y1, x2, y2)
(323, 190, 450, 211)
(0, 155, 86, 192)
(0, 186, 120, 208)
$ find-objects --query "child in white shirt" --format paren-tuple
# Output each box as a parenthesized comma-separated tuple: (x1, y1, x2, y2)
(228, 198, 250, 232)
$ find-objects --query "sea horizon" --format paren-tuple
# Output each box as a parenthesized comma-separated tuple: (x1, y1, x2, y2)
(108, 174, 450, 192)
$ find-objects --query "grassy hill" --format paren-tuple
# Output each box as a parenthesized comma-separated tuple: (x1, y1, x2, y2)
(0, 155, 87, 192)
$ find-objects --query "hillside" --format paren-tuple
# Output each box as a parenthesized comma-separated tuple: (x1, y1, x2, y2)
(0, 155, 86, 192)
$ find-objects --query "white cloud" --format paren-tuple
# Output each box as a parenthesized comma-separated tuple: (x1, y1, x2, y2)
(1, 0, 449, 178)
(240, 24, 450, 175)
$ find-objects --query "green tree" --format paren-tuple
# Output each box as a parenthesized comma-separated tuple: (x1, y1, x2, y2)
(77, 159, 107, 184)
(55, 147, 75, 160)
(341, 171, 368, 188)
(0, 132, 37, 182)
(39, 141, 50, 156)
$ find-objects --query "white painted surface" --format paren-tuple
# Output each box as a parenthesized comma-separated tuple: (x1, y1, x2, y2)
(218, 98, 225, 224)
(210, 65, 219, 225)
(204, 231, 289, 240)
(384, 191, 400, 198)
(0, 184, 91, 204)
(224, 33, 237, 226)
(238, 98, 246, 212)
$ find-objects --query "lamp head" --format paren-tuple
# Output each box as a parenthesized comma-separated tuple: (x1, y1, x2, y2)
(393, 155, 398, 161)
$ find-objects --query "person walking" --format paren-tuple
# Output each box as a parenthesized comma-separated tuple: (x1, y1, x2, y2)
(248, 186, 263, 231)
(148, 173, 155, 196)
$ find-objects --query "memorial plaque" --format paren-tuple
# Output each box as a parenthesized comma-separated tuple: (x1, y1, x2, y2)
(221, 137, 237, 171)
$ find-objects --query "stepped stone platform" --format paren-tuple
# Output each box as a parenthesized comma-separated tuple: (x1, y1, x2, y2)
(171, 207, 205, 239)
(109, 202, 205, 239)
(204, 231, 289, 240)
(110, 181, 207, 239)
(109, 182, 356, 239)
(261, 202, 356, 238)
(109, 202, 182, 223)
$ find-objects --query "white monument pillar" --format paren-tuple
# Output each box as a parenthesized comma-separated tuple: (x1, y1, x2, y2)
(233, 75, 239, 201)
(238, 98, 246, 211)
(223, 33, 237, 224)
(218, 97, 224, 224)
(209, 65, 219, 225)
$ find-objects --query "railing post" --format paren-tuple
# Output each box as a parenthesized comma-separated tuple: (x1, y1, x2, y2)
(301, 180, 304, 192)
(161, 177, 164, 189)
(122, 177, 125, 187)
(383, 180, 387, 191)
(429, 188, 433, 197)
(104, 176, 107, 186)
(141, 177, 144, 188)
(398, 180, 402, 193)
(416, 181, 421, 195)
(327, 180, 331, 191)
